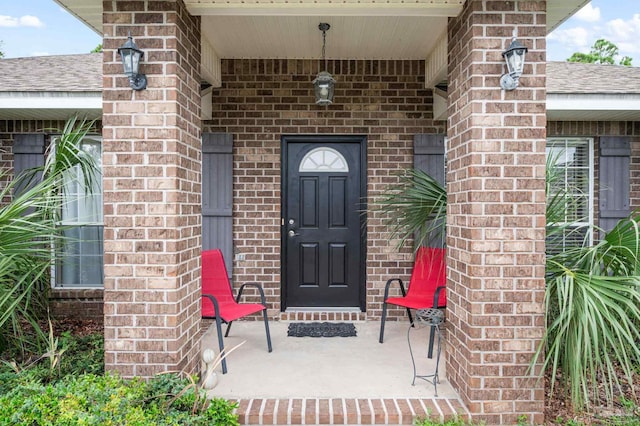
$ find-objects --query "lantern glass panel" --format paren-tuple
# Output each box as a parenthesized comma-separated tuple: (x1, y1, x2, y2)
(506, 48, 526, 76)
(313, 71, 335, 105)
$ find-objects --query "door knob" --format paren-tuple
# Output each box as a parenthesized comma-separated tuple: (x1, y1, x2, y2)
(288, 230, 299, 237)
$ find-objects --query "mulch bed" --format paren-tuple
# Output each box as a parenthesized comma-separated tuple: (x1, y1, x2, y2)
(49, 318, 103, 337)
(544, 366, 640, 425)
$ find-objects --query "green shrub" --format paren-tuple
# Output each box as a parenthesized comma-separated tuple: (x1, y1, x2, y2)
(0, 372, 238, 426)
(0, 330, 104, 386)
(414, 416, 481, 426)
(57, 332, 104, 376)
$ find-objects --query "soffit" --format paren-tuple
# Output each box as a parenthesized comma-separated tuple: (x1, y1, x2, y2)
(0, 92, 102, 120)
(55, 0, 587, 59)
(547, 0, 590, 32)
(547, 94, 640, 122)
(201, 16, 447, 59)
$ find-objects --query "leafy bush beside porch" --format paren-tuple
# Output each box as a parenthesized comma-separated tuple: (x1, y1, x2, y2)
(0, 328, 239, 426)
(0, 117, 100, 354)
(377, 165, 640, 412)
(0, 117, 239, 425)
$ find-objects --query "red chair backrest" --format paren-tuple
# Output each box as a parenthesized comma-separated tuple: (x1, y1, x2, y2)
(202, 249, 236, 306)
(407, 246, 446, 303)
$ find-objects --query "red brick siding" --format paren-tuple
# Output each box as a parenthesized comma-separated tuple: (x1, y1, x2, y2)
(203, 59, 446, 320)
(49, 289, 104, 322)
(102, 0, 202, 378)
(446, 1, 546, 423)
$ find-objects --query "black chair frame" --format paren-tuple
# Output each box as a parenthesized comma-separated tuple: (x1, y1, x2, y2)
(202, 283, 272, 374)
(379, 278, 445, 358)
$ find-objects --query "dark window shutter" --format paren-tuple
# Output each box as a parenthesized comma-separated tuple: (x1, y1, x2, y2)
(202, 133, 233, 278)
(13, 134, 46, 198)
(414, 134, 445, 186)
(599, 136, 631, 232)
(414, 134, 446, 248)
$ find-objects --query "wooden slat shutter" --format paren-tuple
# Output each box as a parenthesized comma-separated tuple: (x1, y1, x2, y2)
(414, 134, 446, 248)
(13, 134, 46, 197)
(202, 133, 233, 278)
(599, 136, 631, 232)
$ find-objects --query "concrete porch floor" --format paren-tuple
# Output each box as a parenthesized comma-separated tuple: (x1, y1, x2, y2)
(201, 320, 470, 425)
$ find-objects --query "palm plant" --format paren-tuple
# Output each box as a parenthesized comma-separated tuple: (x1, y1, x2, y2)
(0, 117, 99, 353)
(376, 168, 446, 248)
(377, 156, 640, 411)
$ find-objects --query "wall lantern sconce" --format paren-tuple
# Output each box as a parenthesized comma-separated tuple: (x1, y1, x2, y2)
(500, 34, 528, 91)
(117, 32, 147, 91)
(313, 23, 335, 106)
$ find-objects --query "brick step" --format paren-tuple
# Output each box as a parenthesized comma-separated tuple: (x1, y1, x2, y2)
(232, 397, 470, 425)
(279, 311, 367, 322)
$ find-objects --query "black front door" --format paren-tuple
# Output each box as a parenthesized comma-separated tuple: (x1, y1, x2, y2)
(282, 136, 366, 309)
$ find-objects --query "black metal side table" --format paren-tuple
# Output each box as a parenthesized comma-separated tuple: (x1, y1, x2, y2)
(407, 308, 444, 396)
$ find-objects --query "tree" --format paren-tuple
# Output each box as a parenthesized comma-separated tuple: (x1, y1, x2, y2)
(0, 40, 4, 59)
(568, 38, 633, 66)
(90, 44, 103, 53)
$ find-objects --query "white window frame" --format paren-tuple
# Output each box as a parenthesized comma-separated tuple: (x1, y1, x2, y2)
(51, 135, 104, 289)
(546, 137, 595, 248)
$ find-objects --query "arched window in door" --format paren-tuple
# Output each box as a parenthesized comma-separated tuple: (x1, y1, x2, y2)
(299, 147, 349, 172)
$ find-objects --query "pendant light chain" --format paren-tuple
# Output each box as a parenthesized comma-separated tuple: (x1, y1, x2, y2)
(322, 27, 327, 70)
(318, 22, 330, 71)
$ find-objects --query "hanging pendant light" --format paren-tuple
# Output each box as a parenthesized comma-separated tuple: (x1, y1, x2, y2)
(313, 23, 335, 106)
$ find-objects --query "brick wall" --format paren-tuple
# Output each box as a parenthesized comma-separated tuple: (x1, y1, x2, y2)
(102, 0, 202, 378)
(49, 289, 104, 321)
(446, 1, 546, 423)
(203, 59, 446, 320)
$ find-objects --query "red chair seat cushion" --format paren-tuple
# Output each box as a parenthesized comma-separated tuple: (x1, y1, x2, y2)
(385, 293, 446, 310)
(201, 299, 265, 322)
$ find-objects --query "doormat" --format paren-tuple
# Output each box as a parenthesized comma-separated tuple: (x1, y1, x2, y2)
(287, 322, 357, 338)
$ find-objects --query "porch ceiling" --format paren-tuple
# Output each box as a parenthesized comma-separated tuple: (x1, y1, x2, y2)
(201, 15, 447, 60)
(56, 0, 589, 58)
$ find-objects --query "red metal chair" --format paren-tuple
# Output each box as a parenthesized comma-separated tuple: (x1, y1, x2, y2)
(201, 249, 272, 374)
(378, 246, 446, 358)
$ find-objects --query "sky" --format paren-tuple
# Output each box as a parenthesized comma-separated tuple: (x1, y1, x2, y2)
(0, 0, 639, 64)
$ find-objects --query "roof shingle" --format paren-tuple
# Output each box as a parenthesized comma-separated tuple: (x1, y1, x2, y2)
(546, 61, 640, 94)
(0, 53, 102, 92)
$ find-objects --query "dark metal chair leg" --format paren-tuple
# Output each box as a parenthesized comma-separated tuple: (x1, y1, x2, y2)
(379, 302, 389, 343)
(427, 324, 436, 359)
(224, 321, 233, 337)
(262, 308, 273, 352)
(406, 308, 414, 326)
(214, 315, 228, 374)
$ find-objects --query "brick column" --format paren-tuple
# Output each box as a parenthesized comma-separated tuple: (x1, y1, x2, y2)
(102, 0, 202, 377)
(446, 1, 546, 424)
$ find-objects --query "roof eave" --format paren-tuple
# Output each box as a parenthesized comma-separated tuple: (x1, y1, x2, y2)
(547, 93, 640, 122)
(0, 92, 102, 121)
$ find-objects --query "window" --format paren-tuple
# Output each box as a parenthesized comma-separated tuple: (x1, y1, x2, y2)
(299, 147, 349, 172)
(546, 138, 594, 252)
(54, 137, 103, 288)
